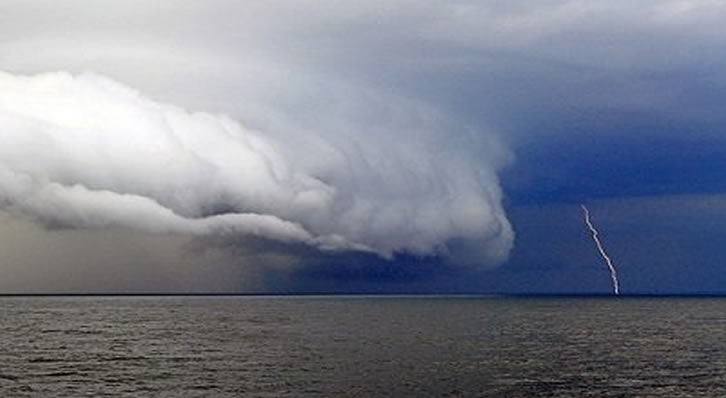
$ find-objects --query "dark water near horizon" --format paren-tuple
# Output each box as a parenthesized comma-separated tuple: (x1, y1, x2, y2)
(1, 296, 725, 397)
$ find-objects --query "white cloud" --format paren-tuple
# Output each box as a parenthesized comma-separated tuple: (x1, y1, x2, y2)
(0, 71, 513, 264)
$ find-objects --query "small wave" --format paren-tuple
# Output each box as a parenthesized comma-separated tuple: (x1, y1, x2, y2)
(41, 371, 80, 377)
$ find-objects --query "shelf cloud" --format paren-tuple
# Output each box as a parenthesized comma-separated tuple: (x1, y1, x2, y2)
(0, 70, 513, 265)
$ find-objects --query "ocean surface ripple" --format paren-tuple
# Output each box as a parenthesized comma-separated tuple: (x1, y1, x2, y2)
(0, 296, 724, 397)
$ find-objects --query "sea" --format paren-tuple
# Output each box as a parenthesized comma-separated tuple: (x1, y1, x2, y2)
(0, 296, 724, 397)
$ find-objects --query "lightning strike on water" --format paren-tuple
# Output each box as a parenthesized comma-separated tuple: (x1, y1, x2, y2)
(581, 204, 620, 295)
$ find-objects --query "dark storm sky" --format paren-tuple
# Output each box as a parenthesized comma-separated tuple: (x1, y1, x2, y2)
(2, 1, 726, 294)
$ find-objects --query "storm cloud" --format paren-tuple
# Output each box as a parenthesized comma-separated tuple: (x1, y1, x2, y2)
(0, 70, 513, 263)
(2, 1, 726, 291)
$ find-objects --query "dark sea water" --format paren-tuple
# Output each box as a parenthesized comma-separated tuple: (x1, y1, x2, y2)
(0, 296, 725, 397)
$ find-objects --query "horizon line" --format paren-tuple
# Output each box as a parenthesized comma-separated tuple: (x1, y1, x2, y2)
(1, 292, 726, 298)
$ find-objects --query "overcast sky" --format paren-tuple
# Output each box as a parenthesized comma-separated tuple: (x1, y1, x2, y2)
(2, 1, 726, 294)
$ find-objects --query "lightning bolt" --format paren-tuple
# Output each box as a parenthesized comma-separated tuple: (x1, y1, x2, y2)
(581, 204, 620, 295)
